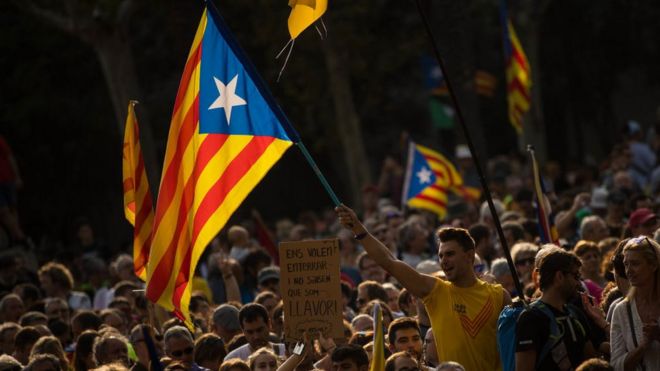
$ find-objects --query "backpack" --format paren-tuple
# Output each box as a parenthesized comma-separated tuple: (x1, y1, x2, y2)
(497, 299, 586, 371)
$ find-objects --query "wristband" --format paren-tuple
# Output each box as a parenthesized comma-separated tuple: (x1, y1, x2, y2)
(354, 232, 368, 240)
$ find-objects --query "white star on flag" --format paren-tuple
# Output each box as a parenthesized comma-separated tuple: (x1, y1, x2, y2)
(208, 74, 247, 124)
(416, 167, 433, 184)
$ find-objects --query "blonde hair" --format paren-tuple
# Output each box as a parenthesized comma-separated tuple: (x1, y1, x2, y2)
(623, 236, 660, 300)
(247, 347, 279, 370)
(511, 242, 539, 263)
(29, 336, 68, 370)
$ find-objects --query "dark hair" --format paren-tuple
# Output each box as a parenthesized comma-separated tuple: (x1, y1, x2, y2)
(238, 303, 269, 328)
(73, 330, 99, 371)
(574, 240, 600, 257)
(397, 289, 413, 316)
(244, 250, 272, 271)
(219, 358, 250, 371)
(384, 351, 417, 371)
(387, 317, 420, 345)
(356, 252, 371, 270)
(357, 281, 388, 303)
(501, 222, 525, 243)
(71, 311, 102, 333)
(190, 294, 209, 313)
(611, 238, 629, 279)
(521, 219, 540, 240)
(226, 334, 247, 353)
(14, 326, 41, 351)
(25, 353, 62, 371)
(468, 223, 490, 244)
(38, 262, 74, 291)
(331, 344, 369, 367)
(14, 283, 42, 303)
(436, 227, 475, 251)
(538, 250, 582, 291)
(348, 331, 373, 347)
(194, 333, 226, 366)
(575, 357, 613, 371)
(19, 311, 48, 327)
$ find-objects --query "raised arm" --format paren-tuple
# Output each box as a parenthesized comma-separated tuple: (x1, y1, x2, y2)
(335, 204, 436, 299)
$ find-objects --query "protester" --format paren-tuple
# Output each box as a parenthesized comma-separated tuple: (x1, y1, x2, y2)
(224, 304, 285, 361)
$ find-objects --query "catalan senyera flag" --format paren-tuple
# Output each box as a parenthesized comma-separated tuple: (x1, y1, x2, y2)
(288, 0, 327, 39)
(501, 5, 531, 134)
(369, 303, 385, 371)
(530, 150, 559, 244)
(402, 142, 463, 218)
(146, 5, 296, 326)
(122, 101, 154, 281)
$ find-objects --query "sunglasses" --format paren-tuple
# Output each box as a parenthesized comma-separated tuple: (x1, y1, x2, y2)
(515, 257, 535, 266)
(171, 346, 193, 358)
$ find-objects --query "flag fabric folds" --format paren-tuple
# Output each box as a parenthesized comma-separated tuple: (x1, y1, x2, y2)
(287, 0, 327, 39)
(369, 303, 385, 371)
(475, 70, 497, 97)
(530, 150, 559, 244)
(500, 6, 531, 133)
(402, 142, 466, 218)
(145, 5, 295, 326)
(122, 101, 154, 281)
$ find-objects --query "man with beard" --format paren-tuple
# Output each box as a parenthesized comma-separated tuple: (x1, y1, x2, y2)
(387, 318, 423, 361)
(224, 303, 285, 361)
(336, 205, 509, 370)
(515, 249, 598, 371)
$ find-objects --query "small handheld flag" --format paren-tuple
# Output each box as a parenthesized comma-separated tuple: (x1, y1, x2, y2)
(369, 303, 385, 371)
(527, 145, 558, 244)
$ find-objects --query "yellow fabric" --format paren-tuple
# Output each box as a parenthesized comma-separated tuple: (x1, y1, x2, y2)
(369, 303, 385, 371)
(423, 278, 504, 371)
(288, 0, 327, 39)
(191, 276, 213, 302)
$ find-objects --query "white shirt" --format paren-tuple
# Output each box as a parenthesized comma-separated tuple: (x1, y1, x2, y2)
(610, 297, 660, 371)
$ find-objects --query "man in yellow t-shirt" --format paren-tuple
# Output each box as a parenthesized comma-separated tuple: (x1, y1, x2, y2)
(336, 205, 510, 370)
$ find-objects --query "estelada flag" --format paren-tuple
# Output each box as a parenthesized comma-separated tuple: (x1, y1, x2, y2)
(122, 101, 154, 281)
(146, 4, 297, 326)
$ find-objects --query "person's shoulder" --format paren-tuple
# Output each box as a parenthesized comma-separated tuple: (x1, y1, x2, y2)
(610, 297, 631, 318)
(224, 343, 250, 360)
(518, 304, 551, 324)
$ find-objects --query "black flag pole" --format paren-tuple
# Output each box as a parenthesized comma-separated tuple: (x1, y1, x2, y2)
(414, 0, 526, 303)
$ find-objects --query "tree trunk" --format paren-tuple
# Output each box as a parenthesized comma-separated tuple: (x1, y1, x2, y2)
(322, 40, 372, 206)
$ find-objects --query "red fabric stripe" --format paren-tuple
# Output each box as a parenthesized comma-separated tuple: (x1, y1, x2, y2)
(172, 136, 276, 308)
(430, 184, 449, 193)
(415, 194, 447, 209)
(153, 96, 200, 231)
(510, 48, 528, 72)
(148, 134, 228, 301)
(123, 178, 134, 194)
(507, 79, 530, 101)
(173, 42, 202, 116)
(424, 153, 456, 186)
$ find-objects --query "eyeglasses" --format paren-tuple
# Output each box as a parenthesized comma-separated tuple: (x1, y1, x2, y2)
(171, 346, 193, 358)
(515, 257, 535, 267)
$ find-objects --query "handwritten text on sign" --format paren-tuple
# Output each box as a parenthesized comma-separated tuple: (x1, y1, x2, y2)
(279, 239, 343, 341)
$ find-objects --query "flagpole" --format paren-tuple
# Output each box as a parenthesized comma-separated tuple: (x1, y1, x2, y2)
(206, 0, 341, 207)
(414, 0, 525, 302)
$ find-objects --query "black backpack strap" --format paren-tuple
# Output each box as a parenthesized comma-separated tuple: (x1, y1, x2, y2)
(627, 301, 646, 371)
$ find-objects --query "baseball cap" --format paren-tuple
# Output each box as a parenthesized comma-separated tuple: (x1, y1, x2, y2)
(212, 304, 240, 331)
(628, 208, 657, 228)
(257, 266, 280, 285)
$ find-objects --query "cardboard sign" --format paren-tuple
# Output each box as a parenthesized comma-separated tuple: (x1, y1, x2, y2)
(279, 239, 343, 342)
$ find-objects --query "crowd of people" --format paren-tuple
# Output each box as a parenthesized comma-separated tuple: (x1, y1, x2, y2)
(1, 122, 660, 370)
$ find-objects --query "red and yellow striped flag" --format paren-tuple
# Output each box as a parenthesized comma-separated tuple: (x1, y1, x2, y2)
(502, 18, 531, 133)
(145, 6, 294, 326)
(122, 101, 154, 281)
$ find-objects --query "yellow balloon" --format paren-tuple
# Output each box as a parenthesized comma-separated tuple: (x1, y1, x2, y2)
(288, 0, 327, 39)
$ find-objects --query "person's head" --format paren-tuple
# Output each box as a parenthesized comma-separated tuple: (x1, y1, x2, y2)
(13, 283, 42, 310)
(38, 263, 74, 297)
(257, 266, 280, 296)
(254, 292, 279, 315)
(511, 242, 539, 284)
(100, 309, 127, 335)
(623, 236, 660, 299)
(73, 330, 99, 371)
(350, 314, 374, 332)
(575, 358, 613, 371)
(436, 361, 466, 371)
(382, 283, 401, 312)
(71, 311, 102, 340)
(194, 333, 226, 371)
(247, 347, 279, 371)
(538, 249, 583, 300)
(468, 223, 495, 259)
(13, 326, 41, 365)
(228, 225, 250, 247)
(0, 294, 25, 323)
(574, 240, 602, 277)
(270, 302, 284, 339)
(387, 318, 422, 358)
(29, 336, 68, 370)
(579, 216, 609, 243)
(111, 255, 136, 282)
(25, 353, 62, 371)
(423, 330, 437, 367)
(489, 257, 515, 294)
(244, 251, 272, 278)
(436, 227, 476, 282)
(361, 301, 394, 329)
(0, 322, 20, 355)
(356, 281, 388, 310)
(398, 221, 430, 255)
(331, 344, 369, 371)
(0, 354, 21, 371)
(19, 311, 48, 327)
(238, 303, 270, 350)
(212, 304, 241, 343)
(93, 332, 129, 367)
(219, 358, 251, 371)
(628, 208, 658, 238)
(610, 239, 630, 294)
(164, 326, 194, 366)
(129, 324, 163, 367)
(384, 351, 419, 371)
(397, 289, 416, 317)
(501, 221, 525, 247)
(44, 298, 69, 324)
(357, 252, 387, 282)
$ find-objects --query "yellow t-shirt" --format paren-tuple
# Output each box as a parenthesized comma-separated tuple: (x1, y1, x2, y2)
(422, 278, 504, 371)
